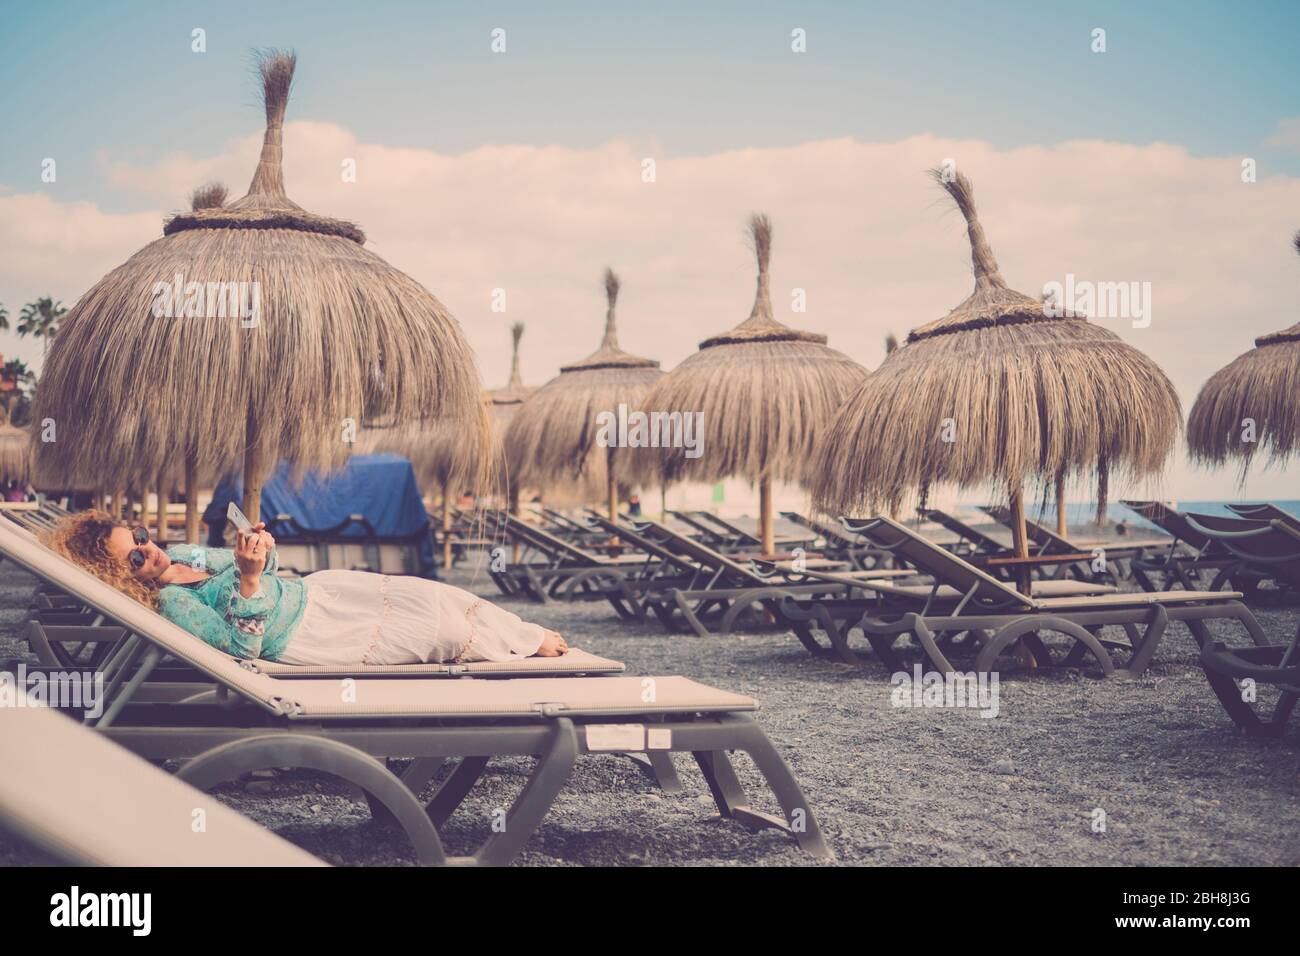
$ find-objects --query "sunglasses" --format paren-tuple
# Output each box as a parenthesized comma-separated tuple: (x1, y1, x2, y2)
(127, 526, 150, 570)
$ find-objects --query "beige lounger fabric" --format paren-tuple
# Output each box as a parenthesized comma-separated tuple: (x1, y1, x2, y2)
(0, 706, 324, 866)
(860, 517, 1233, 611)
(273, 675, 758, 718)
(886, 579, 1116, 601)
(1033, 590, 1242, 610)
(248, 647, 624, 676)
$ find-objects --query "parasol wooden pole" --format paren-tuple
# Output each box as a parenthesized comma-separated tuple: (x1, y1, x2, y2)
(606, 447, 619, 520)
(138, 488, 151, 538)
(110, 489, 122, 520)
(509, 485, 521, 563)
(184, 456, 200, 544)
(241, 409, 263, 525)
(156, 470, 170, 544)
(441, 479, 453, 570)
(1009, 484, 1030, 596)
(759, 474, 774, 557)
(1055, 474, 1068, 536)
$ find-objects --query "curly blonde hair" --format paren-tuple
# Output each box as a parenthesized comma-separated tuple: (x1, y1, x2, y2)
(42, 510, 161, 609)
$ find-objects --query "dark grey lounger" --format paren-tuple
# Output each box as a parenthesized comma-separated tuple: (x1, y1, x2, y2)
(786, 516, 1266, 677)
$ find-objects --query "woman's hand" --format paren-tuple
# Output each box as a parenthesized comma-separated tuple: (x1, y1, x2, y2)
(234, 523, 270, 587)
(252, 522, 275, 553)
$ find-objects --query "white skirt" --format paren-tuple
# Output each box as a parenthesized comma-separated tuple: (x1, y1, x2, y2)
(274, 570, 547, 666)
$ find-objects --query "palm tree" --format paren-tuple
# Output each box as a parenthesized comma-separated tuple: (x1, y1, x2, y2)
(0, 358, 33, 426)
(18, 297, 66, 358)
(0, 304, 8, 331)
(3, 359, 34, 390)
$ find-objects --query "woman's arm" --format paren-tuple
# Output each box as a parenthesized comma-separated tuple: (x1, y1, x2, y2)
(158, 586, 269, 659)
(234, 524, 275, 598)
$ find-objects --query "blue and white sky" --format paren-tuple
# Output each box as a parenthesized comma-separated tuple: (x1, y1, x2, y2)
(3, 0, 1300, 501)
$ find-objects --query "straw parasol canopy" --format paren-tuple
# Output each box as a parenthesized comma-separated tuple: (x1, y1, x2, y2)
(504, 269, 663, 517)
(631, 214, 867, 554)
(362, 321, 532, 497)
(1187, 231, 1300, 475)
(489, 322, 535, 430)
(813, 170, 1181, 581)
(0, 425, 31, 484)
(33, 50, 485, 524)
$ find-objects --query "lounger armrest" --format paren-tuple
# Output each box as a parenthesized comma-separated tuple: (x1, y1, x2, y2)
(1200, 641, 1300, 685)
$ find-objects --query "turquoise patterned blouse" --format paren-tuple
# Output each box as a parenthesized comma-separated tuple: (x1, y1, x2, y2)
(158, 545, 306, 661)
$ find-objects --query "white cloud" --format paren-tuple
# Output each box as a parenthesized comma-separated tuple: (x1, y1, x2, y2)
(4, 124, 1299, 501)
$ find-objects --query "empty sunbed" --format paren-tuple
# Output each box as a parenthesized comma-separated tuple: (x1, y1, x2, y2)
(1120, 500, 1238, 592)
(1188, 516, 1300, 735)
(485, 512, 665, 603)
(781, 516, 1266, 677)
(780, 510, 890, 568)
(689, 511, 813, 552)
(980, 504, 1171, 580)
(1183, 512, 1300, 599)
(0, 704, 326, 866)
(918, 508, 1008, 556)
(0, 518, 828, 864)
(775, 564, 1117, 665)
(1226, 503, 1300, 529)
(612, 518, 907, 637)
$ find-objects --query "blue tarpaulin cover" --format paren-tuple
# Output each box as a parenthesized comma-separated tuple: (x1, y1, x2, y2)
(204, 454, 435, 576)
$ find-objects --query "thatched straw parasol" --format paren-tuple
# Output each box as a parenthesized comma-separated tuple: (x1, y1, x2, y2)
(630, 215, 867, 555)
(34, 50, 485, 527)
(360, 323, 531, 565)
(813, 170, 1181, 590)
(0, 425, 31, 485)
(504, 269, 663, 518)
(1187, 232, 1300, 476)
(489, 322, 534, 429)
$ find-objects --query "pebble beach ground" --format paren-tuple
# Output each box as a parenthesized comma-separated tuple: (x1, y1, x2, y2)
(2, 524, 1298, 867)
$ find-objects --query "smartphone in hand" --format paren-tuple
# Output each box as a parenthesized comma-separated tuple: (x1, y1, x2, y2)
(227, 501, 253, 540)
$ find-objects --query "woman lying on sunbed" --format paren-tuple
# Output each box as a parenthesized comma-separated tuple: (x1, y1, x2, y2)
(45, 511, 569, 664)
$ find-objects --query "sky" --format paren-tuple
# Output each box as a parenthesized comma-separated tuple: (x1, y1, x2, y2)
(3, 0, 1300, 503)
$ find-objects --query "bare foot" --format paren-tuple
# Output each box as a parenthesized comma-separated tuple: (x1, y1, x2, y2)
(535, 629, 568, 657)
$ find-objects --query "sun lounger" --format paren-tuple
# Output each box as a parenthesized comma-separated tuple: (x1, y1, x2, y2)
(532, 506, 615, 543)
(1199, 640, 1299, 737)
(1226, 503, 1300, 529)
(611, 518, 907, 636)
(918, 508, 1009, 556)
(4, 515, 626, 681)
(1184, 517, 1300, 735)
(980, 504, 1171, 581)
(773, 551, 1116, 665)
(779, 516, 1265, 677)
(0, 704, 327, 866)
(1183, 512, 1300, 599)
(779, 510, 891, 569)
(0, 517, 827, 864)
(485, 512, 666, 603)
(689, 511, 814, 552)
(1119, 500, 1238, 592)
